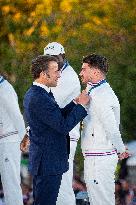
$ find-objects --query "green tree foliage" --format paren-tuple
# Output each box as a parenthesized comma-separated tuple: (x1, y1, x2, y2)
(0, 0, 136, 173)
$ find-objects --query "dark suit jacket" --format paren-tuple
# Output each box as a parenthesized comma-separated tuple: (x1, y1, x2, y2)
(23, 85, 87, 176)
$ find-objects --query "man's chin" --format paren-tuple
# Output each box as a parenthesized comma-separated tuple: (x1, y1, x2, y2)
(51, 82, 58, 87)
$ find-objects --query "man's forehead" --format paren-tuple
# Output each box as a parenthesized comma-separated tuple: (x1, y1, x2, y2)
(49, 61, 58, 66)
(82, 63, 90, 68)
(48, 61, 59, 70)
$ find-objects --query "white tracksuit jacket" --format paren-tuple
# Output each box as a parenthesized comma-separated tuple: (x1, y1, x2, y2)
(81, 81, 125, 205)
(51, 63, 80, 205)
(0, 77, 26, 205)
(0, 78, 25, 143)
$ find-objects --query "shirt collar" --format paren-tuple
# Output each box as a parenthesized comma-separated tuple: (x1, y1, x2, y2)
(61, 60, 69, 72)
(0, 76, 5, 84)
(33, 82, 50, 93)
(87, 79, 106, 88)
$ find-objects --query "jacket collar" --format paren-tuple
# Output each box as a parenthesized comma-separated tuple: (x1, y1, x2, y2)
(33, 82, 50, 93)
(0, 76, 5, 85)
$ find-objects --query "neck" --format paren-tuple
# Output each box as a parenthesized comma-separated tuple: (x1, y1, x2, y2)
(90, 76, 105, 84)
(35, 79, 49, 87)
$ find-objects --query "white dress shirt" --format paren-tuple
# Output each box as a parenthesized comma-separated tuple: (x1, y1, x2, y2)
(33, 82, 50, 93)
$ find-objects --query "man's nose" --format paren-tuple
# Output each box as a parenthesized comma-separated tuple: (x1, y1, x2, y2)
(79, 71, 82, 76)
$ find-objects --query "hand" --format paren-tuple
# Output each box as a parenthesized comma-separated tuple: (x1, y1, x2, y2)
(118, 147, 131, 160)
(75, 90, 90, 106)
(20, 134, 30, 152)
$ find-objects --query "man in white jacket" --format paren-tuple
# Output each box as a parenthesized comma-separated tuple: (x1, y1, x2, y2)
(44, 42, 81, 205)
(79, 54, 129, 205)
(0, 75, 26, 205)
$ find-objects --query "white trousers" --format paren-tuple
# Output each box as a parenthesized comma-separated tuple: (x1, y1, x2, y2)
(0, 142, 23, 205)
(56, 141, 77, 205)
(84, 154, 118, 205)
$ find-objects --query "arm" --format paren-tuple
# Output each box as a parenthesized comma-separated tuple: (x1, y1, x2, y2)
(61, 101, 77, 117)
(28, 95, 87, 136)
(93, 96, 125, 154)
(20, 133, 30, 152)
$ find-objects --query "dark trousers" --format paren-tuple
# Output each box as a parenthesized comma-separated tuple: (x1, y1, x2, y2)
(33, 174, 62, 205)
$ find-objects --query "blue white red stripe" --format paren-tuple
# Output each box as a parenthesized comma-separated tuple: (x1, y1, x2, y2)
(70, 138, 78, 142)
(0, 76, 4, 84)
(88, 79, 106, 86)
(0, 131, 18, 139)
(61, 60, 69, 72)
(88, 79, 107, 95)
(85, 149, 117, 157)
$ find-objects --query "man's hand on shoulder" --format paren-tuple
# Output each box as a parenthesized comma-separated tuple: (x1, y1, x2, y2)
(20, 134, 30, 152)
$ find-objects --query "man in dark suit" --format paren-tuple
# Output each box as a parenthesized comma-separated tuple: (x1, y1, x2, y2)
(23, 55, 90, 205)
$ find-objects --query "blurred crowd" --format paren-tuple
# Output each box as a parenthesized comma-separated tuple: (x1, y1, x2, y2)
(115, 180, 136, 205)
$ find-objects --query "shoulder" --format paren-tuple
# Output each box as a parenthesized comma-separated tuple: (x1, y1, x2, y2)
(92, 83, 119, 106)
(25, 86, 48, 101)
(1, 80, 15, 93)
(0, 80, 17, 101)
(25, 86, 55, 107)
(67, 65, 79, 79)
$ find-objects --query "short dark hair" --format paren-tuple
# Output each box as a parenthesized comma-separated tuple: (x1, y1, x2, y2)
(83, 54, 109, 74)
(31, 55, 58, 79)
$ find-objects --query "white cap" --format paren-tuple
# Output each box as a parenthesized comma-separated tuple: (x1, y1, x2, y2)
(44, 42, 65, 55)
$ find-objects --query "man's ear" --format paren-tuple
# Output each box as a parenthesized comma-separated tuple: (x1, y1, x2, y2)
(41, 71, 50, 79)
(93, 69, 97, 75)
(39, 71, 45, 79)
(94, 68, 100, 76)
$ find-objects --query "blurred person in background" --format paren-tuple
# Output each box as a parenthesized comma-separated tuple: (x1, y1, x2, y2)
(22, 183, 33, 205)
(130, 185, 136, 205)
(0, 73, 26, 205)
(115, 180, 122, 205)
(120, 180, 133, 205)
(73, 175, 87, 195)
